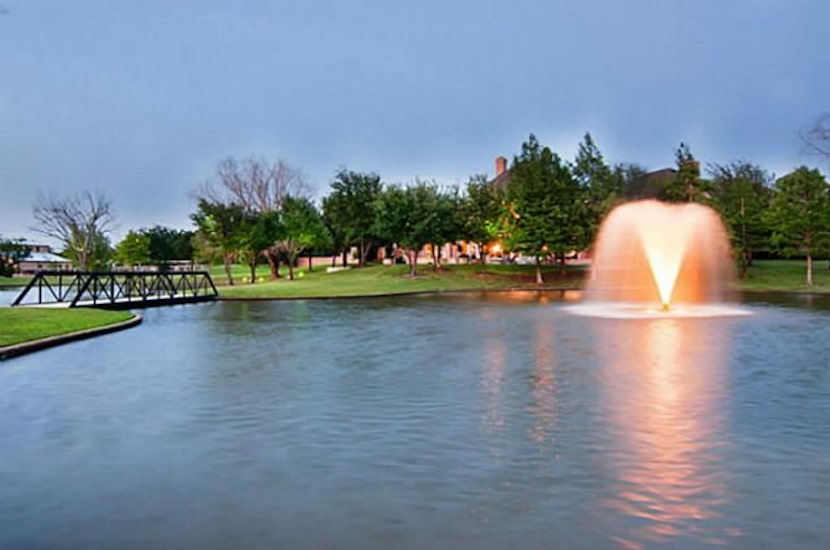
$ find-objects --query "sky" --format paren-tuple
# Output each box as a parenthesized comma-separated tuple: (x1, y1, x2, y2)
(1, 0, 829, 244)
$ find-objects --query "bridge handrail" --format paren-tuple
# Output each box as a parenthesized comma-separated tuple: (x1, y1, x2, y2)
(11, 270, 219, 308)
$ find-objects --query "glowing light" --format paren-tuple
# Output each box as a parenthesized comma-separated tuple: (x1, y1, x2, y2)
(587, 200, 734, 309)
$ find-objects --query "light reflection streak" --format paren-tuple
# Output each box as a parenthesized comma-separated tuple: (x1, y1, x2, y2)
(527, 316, 558, 449)
(481, 329, 507, 435)
(597, 318, 739, 546)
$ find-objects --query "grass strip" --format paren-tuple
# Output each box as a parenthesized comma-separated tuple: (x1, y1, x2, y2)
(0, 308, 135, 347)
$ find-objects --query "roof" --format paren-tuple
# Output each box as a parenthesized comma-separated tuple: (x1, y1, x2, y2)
(21, 252, 72, 263)
(489, 169, 511, 191)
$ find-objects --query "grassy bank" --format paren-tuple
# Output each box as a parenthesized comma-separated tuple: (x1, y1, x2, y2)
(217, 263, 587, 299)
(0, 277, 27, 288)
(0, 309, 135, 347)
(738, 259, 830, 292)
(214, 259, 830, 299)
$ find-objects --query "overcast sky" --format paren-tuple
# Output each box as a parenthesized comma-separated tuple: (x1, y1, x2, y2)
(1, 0, 828, 243)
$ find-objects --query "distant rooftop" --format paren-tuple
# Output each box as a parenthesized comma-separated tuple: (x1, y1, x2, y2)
(22, 251, 71, 263)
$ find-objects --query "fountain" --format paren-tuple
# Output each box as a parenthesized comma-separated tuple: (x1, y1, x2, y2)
(570, 200, 748, 318)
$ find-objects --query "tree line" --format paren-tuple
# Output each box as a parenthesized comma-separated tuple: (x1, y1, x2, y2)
(10, 130, 830, 285)
(182, 132, 830, 285)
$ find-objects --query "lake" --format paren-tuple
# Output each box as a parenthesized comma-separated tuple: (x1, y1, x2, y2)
(1, 291, 829, 548)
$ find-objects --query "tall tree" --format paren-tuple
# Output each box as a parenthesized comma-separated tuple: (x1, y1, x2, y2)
(239, 210, 283, 283)
(665, 143, 712, 203)
(428, 185, 464, 268)
(766, 166, 830, 286)
(32, 191, 114, 271)
(197, 155, 307, 278)
(114, 230, 151, 267)
(321, 169, 383, 267)
(573, 132, 620, 249)
(505, 134, 585, 284)
(0, 237, 27, 277)
(279, 196, 329, 281)
(461, 174, 503, 265)
(708, 161, 774, 278)
(190, 199, 247, 285)
(141, 226, 195, 267)
(374, 182, 438, 277)
(801, 113, 830, 158)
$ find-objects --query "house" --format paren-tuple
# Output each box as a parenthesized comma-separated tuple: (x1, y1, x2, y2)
(428, 156, 510, 265)
(17, 245, 73, 274)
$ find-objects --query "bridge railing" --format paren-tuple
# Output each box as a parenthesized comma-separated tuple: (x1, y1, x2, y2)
(11, 270, 219, 308)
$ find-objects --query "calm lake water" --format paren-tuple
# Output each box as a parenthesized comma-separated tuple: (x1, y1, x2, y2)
(1, 291, 830, 548)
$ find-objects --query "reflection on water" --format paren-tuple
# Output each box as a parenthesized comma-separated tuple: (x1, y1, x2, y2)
(527, 315, 558, 449)
(480, 324, 506, 435)
(596, 318, 736, 546)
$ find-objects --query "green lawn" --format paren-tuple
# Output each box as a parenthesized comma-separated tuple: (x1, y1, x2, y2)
(0, 309, 135, 347)
(217, 263, 587, 298)
(0, 276, 28, 288)
(6, 259, 828, 301)
(214, 259, 830, 299)
(737, 259, 830, 292)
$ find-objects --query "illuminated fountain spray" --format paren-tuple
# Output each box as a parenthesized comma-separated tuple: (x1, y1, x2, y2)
(571, 200, 746, 318)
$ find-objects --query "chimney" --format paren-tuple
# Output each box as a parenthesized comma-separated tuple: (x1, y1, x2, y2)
(495, 156, 507, 177)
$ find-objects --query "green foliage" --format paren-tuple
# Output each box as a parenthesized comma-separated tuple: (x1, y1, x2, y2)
(238, 210, 282, 282)
(321, 169, 383, 266)
(140, 226, 195, 266)
(190, 199, 248, 284)
(573, 132, 620, 248)
(63, 231, 112, 271)
(114, 230, 151, 266)
(665, 142, 712, 203)
(766, 166, 830, 285)
(281, 196, 329, 280)
(428, 185, 464, 266)
(709, 161, 773, 277)
(461, 174, 503, 260)
(374, 181, 439, 275)
(504, 134, 585, 282)
(0, 237, 27, 276)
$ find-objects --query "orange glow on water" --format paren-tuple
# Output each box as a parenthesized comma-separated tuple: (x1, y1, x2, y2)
(589, 201, 734, 307)
(595, 319, 737, 545)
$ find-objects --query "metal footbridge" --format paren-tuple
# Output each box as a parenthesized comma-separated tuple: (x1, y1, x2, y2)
(11, 270, 219, 309)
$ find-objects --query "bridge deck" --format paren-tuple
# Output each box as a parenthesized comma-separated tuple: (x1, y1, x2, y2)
(12, 270, 219, 309)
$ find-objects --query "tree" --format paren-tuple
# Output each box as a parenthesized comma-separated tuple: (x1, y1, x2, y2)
(197, 155, 307, 278)
(374, 182, 438, 277)
(801, 113, 830, 158)
(461, 174, 503, 265)
(664, 143, 712, 203)
(141, 226, 195, 267)
(321, 203, 349, 268)
(766, 166, 830, 286)
(279, 196, 329, 281)
(708, 161, 774, 278)
(572, 132, 620, 249)
(114, 230, 151, 267)
(505, 134, 585, 284)
(427, 185, 464, 269)
(32, 191, 114, 271)
(239, 210, 283, 283)
(190, 199, 248, 285)
(0, 237, 27, 276)
(321, 169, 383, 267)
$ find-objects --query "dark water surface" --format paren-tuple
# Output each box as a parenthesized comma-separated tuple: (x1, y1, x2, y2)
(1, 292, 829, 548)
